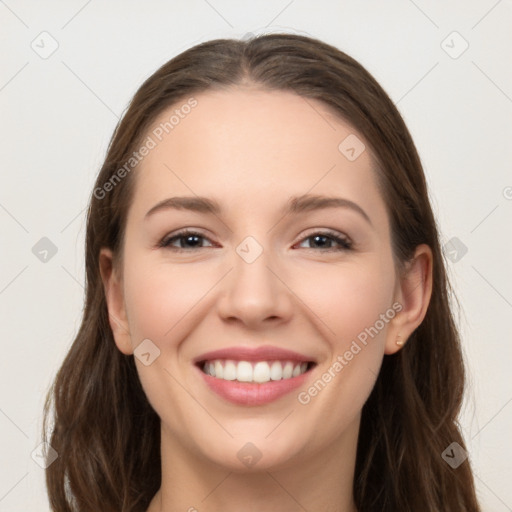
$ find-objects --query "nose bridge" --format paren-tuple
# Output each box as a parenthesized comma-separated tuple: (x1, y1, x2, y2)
(217, 234, 292, 325)
(232, 234, 278, 303)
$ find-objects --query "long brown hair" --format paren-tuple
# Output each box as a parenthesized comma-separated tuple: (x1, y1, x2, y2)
(43, 33, 481, 511)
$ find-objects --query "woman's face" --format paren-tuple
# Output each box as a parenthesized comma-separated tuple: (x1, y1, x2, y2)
(102, 88, 423, 472)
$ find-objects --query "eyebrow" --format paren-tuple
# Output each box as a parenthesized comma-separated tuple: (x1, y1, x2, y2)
(144, 194, 372, 226)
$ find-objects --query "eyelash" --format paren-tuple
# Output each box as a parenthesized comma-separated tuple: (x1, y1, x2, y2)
(158, 229, 353, 252)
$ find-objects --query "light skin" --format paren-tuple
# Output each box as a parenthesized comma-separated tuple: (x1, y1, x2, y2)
(99, 88, 433, 512)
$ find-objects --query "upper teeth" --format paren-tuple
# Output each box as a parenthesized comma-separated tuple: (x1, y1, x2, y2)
(202, 360, 309, 383)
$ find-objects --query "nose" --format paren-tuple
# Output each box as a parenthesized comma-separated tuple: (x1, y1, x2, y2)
(216, 241, 294, 330)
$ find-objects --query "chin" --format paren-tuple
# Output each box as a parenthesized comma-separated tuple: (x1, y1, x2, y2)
(195, 434, 308, 473)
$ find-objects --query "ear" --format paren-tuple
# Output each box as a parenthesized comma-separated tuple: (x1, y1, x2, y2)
(385, 243, 433, 355)
(99, 248, 133, 355)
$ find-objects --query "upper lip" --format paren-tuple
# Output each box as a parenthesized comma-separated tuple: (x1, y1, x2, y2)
(194, 345, 316, 364)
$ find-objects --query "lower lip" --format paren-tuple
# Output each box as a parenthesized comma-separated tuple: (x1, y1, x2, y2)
(195, 365, 313, 406)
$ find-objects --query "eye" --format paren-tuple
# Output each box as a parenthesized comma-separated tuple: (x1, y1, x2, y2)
(158, 229, 352, 252)
(295, 230, 352, 251)
(158, 230, 214, 251)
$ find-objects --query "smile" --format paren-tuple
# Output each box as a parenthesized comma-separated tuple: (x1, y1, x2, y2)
(193, 345, 317, 406)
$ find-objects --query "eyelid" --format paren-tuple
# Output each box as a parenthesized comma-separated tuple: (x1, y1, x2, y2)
(297, 227, 351, 243)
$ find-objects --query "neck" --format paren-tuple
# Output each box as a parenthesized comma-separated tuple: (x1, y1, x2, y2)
(147, 417, 360, 512)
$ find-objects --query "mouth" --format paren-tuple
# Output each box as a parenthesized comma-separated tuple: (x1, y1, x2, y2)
(193, 346, 317, 406)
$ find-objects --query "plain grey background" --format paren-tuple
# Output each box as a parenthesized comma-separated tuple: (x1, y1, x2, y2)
(1, 1, 511, 510)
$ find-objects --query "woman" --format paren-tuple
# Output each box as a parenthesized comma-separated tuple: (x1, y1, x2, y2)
(43, 33, 481, 511)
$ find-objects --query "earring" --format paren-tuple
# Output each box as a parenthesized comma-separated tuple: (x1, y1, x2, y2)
(396, 334, 404, 346)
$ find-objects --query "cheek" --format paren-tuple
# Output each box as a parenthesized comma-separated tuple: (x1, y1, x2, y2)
(293, 259, 394, 405)
(292, 263, 395, 432)
(123, 259, 208, 346)
(121, 258, 210, 422)
(292, 258, 396, 351)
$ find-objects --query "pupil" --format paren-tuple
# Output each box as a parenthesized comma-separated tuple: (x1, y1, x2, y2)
(314, 235, 328, 247)
(185, 235, 200, 247)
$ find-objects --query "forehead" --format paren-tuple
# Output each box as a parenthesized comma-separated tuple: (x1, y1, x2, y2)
(128, 88, 386, 223)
